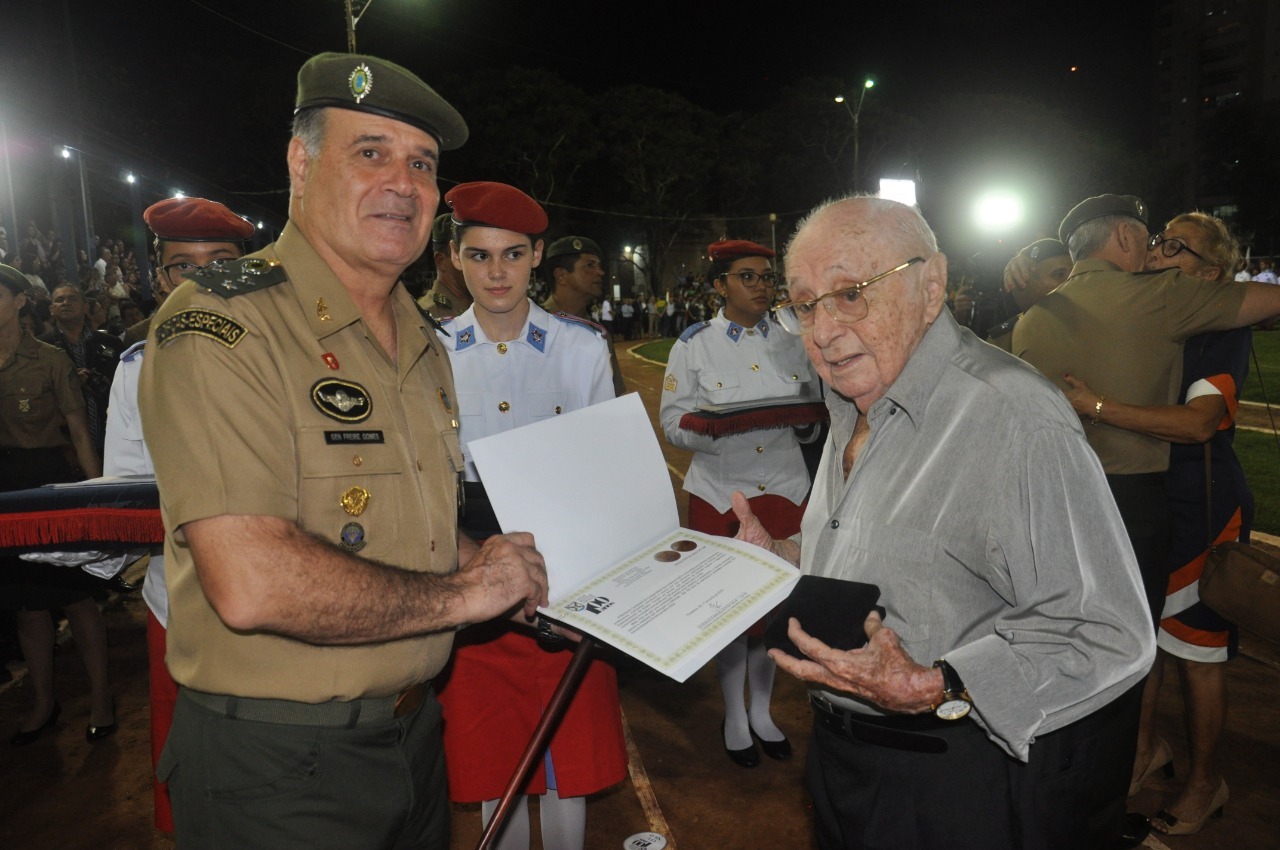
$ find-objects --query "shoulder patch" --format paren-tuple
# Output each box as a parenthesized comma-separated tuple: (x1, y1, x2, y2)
(551, 311, 606, 336)
(679, 321, 711, 343)
(154, 308, 248, 349)
(191, 257, 287, 298)
(120, 340, 147, 362)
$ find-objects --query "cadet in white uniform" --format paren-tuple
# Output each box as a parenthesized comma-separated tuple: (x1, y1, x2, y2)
(660, 239, 821, 769)
(435, 182, 626, 850)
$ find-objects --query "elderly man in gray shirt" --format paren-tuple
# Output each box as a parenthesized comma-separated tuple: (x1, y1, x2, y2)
(733, 195, 1155, 850)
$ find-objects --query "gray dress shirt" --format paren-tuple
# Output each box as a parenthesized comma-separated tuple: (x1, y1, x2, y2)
(798, 311, 1155, 760)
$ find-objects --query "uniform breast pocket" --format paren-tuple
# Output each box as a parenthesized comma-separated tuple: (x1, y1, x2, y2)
(697, 370, 740, 399)
(527, 390, 572, 420)
(298, 428, 405, 561)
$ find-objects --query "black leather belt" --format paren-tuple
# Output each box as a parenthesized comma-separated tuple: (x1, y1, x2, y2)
(182, 682, 429, 728)
(809, 693, 952, 754)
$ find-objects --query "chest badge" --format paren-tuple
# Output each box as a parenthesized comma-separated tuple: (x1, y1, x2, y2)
(341, 486, 370, 516)
(339, 521, 366, 552)
(18, 398, 30, 413)
(311, 379, 372, 423)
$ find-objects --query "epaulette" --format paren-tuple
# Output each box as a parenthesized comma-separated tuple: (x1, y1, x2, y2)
(120, 340, 147, 363)
(679, 321, 711, 342)
(191, 257, 287, 298)
(414, 300, 449, 336)
(551, 311, 606, 336)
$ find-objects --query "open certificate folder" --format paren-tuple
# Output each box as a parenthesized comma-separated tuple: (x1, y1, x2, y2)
(468, 393, 800, 682)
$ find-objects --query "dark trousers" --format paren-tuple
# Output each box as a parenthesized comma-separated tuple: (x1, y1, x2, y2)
(806, 684, 1142, 850)
(1106, 473, 1171, 628)
(162, 688, 449, 850)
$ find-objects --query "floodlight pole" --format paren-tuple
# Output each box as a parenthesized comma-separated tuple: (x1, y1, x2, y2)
(345, 0, 375, 52)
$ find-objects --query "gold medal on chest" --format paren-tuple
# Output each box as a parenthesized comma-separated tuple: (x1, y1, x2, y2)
(341, 486, 370, 516)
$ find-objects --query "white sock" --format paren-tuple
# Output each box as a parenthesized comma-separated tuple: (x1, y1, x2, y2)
(716, 635, 751, 750)
(481, 795, 531, 850)
(746, 637, 784, 741)
(539, 787, 586, 850)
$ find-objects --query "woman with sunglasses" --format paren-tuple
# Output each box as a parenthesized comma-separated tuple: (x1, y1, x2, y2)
(660, 240, 821, 768)
(1060, 212, 1249, 836)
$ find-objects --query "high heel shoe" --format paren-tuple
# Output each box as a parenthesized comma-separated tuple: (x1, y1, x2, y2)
(750, 724, 792, 761)
(86, 698, 117, 743)
(1128, 737, 1174, 796)
(1152, 779, 1229, 836)
(722, 721, 758, 768)
(11, 701, 61, 747)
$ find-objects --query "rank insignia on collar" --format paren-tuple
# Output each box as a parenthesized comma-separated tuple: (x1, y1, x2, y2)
(456, 327, 475, 350)
(311, 378, 372, 423)
(317, 298, 331, 321)
(349, 63, 372, 103)
(727, 324, 743, 341)
(527, 323, 546, 352)
(756, 320, 770, 338)
(339, 521, 366, 552)
(341, 486, 370, 516)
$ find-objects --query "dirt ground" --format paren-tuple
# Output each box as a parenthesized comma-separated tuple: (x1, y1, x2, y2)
(2, 339, 1278, 849)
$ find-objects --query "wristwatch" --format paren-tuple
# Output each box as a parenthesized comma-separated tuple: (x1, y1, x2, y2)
(932, 659, 972, 720)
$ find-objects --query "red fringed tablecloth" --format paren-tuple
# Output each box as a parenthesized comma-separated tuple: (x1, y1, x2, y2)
(0, 478, 161, 554)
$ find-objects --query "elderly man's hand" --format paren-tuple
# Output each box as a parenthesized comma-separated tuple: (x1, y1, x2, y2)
(732, 491, 801, 566)
(769, 612, 942, 714)
(1003, 253, 1036, 293)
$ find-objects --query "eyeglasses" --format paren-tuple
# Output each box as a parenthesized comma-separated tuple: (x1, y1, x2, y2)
(774, 257, 924, 335)
(1147, 233, 1207, 264)
(160, 258, 233, 283)
(719, 269, 780, 288)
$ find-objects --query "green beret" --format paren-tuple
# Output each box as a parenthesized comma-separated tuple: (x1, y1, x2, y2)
(545, 236, 602, 260)
(431, 213, 454, 248)
(0, 262, 27, 296)
(295, 52, 468, 151)
(1023, 238, 1069, 262)
(1059, 194, 1147, 244)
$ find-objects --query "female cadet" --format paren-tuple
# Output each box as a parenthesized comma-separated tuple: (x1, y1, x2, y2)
(659, 240, 821, 767)
(434, 182, 626, 850)
(1060, 212, 1247, 836)
(0, 264, 114, 746)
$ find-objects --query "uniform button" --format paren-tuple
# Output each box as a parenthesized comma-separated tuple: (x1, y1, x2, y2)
(497, 343, 508, 355)
(757, 484, 766, 492)
(555, 405, 563, 414)
(830, 520, 839, 529)
(716, 382, 723, 388)
(353, 455, 363, 466)
(751, 364, 760, 371)
(792, 374, 799, 381)
(746, 329, 756, 336)
(416, 460, 423, 471)
(756, 446, 764, 453)
(499, 401, 511, 413)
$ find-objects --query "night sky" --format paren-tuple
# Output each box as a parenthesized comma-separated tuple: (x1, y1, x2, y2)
(2, 0, 1163, 258)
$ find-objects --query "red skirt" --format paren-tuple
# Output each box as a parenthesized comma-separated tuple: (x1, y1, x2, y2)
(436, 622, 627, 802)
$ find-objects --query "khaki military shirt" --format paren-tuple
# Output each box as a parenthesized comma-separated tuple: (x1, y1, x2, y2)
(0, 334, 83, 448)
(415, 280, 470, 321)
(139, 222, 464, 702)
(1013, 259, 1246, 474)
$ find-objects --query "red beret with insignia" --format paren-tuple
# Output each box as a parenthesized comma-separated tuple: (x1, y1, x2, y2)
(708, 240, 775, 261)
(144, 197, 255, 242)
(445, 182, 548, 235)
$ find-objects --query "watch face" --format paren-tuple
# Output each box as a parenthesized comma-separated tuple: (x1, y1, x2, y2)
(936, 698, 971, 721)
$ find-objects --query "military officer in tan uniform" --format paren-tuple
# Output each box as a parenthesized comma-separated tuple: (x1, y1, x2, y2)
(139, 52, 551, 850)
(416, 212, 472, 320)
(541, 235, 625, 396)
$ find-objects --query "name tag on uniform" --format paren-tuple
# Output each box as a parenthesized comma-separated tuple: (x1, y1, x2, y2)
(324, 430, 385, 444)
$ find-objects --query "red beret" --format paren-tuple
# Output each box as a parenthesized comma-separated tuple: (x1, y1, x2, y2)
(143, 197, 255, 242)
(708, 240, 775, 261)
(445, 182, 548, 235)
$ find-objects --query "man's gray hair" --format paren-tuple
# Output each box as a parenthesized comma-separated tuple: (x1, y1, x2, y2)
(1067, 215, 1132, 262)
(787, 193, 939, 259)
(292, 107, 327, 157)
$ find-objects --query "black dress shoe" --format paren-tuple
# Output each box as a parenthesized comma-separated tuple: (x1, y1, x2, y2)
(1110, 812, 1151, 849)
(751, 726, 792, 761)
(86, 699, 118, 743)
(11, 701, 61, 747)
(722, 721, 759, 768)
